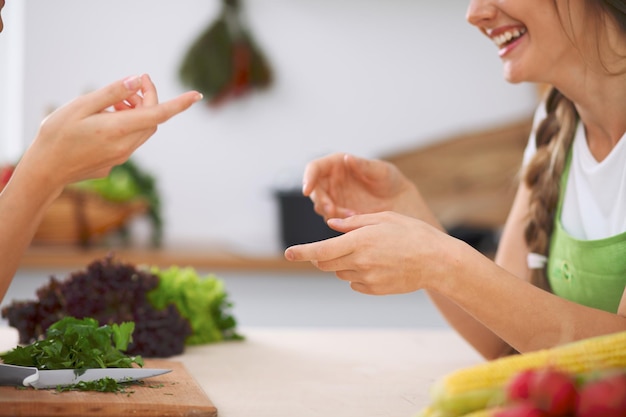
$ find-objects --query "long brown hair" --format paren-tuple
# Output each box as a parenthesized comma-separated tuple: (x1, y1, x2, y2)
(522, 0, 626, 291)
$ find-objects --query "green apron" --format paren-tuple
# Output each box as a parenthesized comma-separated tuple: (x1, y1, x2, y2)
(547, 153, 626, 313)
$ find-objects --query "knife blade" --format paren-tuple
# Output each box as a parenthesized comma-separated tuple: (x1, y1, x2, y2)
(0, 363, 171, 389)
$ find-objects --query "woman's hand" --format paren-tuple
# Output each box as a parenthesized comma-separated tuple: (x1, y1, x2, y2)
(17, 74, 202, 192)
(302, 153, 424, 221)
(284, 211, 463, 295)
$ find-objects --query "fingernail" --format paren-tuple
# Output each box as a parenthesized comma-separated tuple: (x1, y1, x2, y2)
(328, 218, 342, 227)
(195, 92, 204, 102)
(123, 75, 142, 90)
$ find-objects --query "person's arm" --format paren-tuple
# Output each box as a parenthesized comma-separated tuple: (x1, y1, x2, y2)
(0, 74, 202, 302)
(424, 182, 533, 358)
(285, 204, 626, 357)
(293, 153, 533, 358)
(0, 166, 63, 305)
(432, 235, 626, 354)
(435, 179, 626, 353)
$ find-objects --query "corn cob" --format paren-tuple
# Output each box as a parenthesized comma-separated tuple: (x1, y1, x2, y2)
(428, 330, 626, 417)
(414, 405, 457, 417)
(458, 410, 494, 417)
(416, 405, 498, 417)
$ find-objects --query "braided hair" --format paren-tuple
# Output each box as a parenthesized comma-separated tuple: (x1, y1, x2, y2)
(523, 88, 578, 291)
(522, 0, 626, 292)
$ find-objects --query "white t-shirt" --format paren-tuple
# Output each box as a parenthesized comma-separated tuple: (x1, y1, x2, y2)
(523, 106, 626, 240)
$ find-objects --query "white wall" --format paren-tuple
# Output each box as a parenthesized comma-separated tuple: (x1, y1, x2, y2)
(7, 0, 538, 255)
(0, 0, 24, 164)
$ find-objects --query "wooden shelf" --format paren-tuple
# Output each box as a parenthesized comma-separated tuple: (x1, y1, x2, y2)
(20, 246, 318, 272)
(383, 116, 533, 229)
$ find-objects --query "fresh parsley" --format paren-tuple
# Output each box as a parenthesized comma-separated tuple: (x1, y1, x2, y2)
(0, 317, 143, 370)
(54, 377, 141, 394)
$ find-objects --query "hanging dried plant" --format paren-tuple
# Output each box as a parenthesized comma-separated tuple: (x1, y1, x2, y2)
(179, 0, 273, 107)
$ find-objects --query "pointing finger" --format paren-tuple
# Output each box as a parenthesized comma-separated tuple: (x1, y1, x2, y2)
(101, 90, 203, 133)
(146, 90, 203, 124)
(284, 234, 352, 264)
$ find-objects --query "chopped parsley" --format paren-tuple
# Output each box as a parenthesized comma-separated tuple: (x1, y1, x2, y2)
(1, 317, 144, 393)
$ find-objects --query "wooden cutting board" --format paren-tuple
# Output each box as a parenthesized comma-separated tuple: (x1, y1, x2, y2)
(0, 359, 217, 417)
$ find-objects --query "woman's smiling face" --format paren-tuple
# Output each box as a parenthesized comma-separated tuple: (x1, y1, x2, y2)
(465, 0, 587, 85)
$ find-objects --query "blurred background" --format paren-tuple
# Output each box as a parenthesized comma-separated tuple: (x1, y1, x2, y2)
(0, 0, 538, 254)
(1, 0, 539, 329)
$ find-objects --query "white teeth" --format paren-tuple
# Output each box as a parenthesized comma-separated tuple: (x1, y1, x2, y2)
(493, 28, 527, 48)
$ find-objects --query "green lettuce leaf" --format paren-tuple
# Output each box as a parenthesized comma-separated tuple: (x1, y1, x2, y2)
(148, 266, 243, 345)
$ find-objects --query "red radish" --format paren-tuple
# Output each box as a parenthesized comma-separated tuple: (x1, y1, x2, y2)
(576, 372, 626, 417)
(0, 165, 14, 186)
(494, 402, 549, 417)
(506, 369, 537, 401)
(527, 368, 578, 416)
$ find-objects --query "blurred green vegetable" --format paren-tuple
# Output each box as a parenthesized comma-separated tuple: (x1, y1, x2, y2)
(73, 168, 140, 203)
(71, 159, 163, 247)
(179, 0, 272, 107)
(148, 266, 243, 345)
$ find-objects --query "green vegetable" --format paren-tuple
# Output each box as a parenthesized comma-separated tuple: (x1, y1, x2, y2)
(72, 168, 140, 202)
(148, 266, 243, 345)
(178, 0, 272, 107)
(54, 377, 139, 394)
(71, 159, 163, 247)
(0, 317, 143, 370)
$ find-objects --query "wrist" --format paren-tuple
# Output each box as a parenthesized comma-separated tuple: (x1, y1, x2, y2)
(397, 181, 443, 230)
(9, 159, 64, 207)
(426, 235, 472, 294)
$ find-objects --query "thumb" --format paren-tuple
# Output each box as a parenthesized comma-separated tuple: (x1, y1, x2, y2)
(69, 75, 144, 117)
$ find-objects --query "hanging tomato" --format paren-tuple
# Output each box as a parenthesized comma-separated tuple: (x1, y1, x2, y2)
(179, 0, 273, 108)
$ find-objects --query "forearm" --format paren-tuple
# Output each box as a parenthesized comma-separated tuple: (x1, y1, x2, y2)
(426, 288, 512, 359)
(432, 240, 626, 354)
(0, 163, 63, 302)
(426, 243, 524, 359)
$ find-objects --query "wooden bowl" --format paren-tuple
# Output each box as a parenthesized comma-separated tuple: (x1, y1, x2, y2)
(32, 189, 149, 246)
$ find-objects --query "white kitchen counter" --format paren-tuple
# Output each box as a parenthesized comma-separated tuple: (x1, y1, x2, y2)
(0, 326, 484, 417)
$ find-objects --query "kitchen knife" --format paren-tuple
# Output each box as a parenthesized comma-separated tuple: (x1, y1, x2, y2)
(0, 363, 171, 389)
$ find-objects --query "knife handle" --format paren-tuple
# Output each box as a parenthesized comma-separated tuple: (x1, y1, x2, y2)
(0, 363, 38, 386)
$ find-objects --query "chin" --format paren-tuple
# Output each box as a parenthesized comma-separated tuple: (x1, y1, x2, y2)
(503, 74, 525, 85)
(501, 64, 530, 85)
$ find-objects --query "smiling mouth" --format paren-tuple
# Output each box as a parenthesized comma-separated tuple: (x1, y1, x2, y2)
(492, 28, 527, 49)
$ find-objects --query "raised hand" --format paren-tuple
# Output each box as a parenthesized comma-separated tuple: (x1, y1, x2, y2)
(18, 74, 202, 191)
(302, 153, 424, 221)
(0, 74, 202, 304)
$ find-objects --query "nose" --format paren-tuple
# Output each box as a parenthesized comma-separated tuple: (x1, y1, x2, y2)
(466, 0, 497, 27)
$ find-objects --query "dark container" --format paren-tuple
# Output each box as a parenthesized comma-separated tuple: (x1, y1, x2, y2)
(275, 189, 341, 249)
